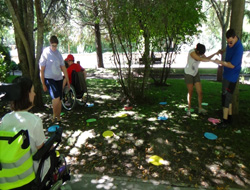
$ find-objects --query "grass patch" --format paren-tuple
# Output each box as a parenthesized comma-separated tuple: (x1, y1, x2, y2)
(171, 68, 218, 75)
(2, 77, 249, 189)
(5, 75, 18, 83)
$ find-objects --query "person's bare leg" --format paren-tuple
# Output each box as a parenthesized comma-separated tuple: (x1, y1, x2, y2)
(223, 107, 229, 120)
(228, 103, 232, 115)
(52, 97, 61, 121)
(194, 82, 202, 109)
(186, 83, 194, 110)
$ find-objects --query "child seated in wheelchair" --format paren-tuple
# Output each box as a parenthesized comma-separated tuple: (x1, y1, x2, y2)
(62, 54, 88, 109)
(0, 77, 70, 190)
(64, 54, 86, 85)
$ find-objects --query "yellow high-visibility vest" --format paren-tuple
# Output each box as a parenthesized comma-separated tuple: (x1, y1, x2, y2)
(0, 130, 35, 189)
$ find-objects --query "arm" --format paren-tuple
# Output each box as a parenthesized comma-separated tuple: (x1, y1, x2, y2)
(61, 65, 70, 88)
(205, 51, 220, 59)
(37, 142, 44, 149)
(40, 66, 47, 92)
(218, 48, 226, 55)
(213, 59, 235, 68)
(190, 51, 211, 62)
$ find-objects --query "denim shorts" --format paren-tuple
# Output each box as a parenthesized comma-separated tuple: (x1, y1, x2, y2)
(45, 79, 63, 100)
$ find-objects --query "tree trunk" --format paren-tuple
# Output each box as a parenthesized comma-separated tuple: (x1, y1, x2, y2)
(34, 0, 44, 107)
(217, 26, 228, 82)
(5, 0, 44, 107)
(93, 0, 104, 68)
(141, 32, 150, 97)
(95, 23, 104, 68)
(230, 0, 245, 115)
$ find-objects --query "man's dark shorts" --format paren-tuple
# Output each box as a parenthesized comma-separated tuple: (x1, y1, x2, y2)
(45, 79, 63, 100)
(222, 78, 236, 108)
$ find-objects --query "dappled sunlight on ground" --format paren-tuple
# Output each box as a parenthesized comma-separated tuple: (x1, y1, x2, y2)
(31, 77, 250, 189)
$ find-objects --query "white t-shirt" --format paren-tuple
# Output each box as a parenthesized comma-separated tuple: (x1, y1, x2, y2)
(39, 46, 65, 81)
(184, 49, 201, 76)
(0, 111, 49, 179)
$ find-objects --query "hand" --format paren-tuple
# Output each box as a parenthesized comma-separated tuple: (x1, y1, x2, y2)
(42, 84, 47, 92)
(213, 59, 222, 66)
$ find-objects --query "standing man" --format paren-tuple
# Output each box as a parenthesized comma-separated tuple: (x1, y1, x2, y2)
(214, 29, 243, 127)
(39, 36, 70, 123)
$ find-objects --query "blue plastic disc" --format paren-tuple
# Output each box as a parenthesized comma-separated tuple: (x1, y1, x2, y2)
(158, 116, 168, 121)
(159, 102, 167, 105)
(48, 125, 59, 132)
(204, 132, 217, 140)
(87, 103, 94, 107)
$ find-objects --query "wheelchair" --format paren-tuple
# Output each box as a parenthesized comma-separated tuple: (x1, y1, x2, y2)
(62, 70, 88, 111)
(0, 126, 70, 190)
(0, 83, 70, 190)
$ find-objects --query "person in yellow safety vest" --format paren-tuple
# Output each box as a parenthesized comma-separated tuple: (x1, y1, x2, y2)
(0, 77, 48, 189)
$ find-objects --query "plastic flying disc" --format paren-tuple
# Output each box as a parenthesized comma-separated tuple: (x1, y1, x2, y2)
(185, 108, 194, 112)
(118, 113, 127, 118)
(208, 118, 220, 125)
(124, 106, 133, 111)
(149, 155, 164, 166)
(48, 125, 59, 132)
(86, 118, 96, 123)
(102, 130, 114, 138)
(158, 116, 168, 121)
(87, 103, 94, 107)
(159, 102, 167, 105)
(201, 103, 208, 106)
(204, 132, 217, 140)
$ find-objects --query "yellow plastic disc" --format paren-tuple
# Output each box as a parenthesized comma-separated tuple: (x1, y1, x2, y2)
(149, 155, 163, 166)
(102, 130, 114, 138)
(118, 113, 127, 118)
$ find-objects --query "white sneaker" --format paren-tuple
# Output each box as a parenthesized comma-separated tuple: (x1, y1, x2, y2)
(186, 110, 191, 116)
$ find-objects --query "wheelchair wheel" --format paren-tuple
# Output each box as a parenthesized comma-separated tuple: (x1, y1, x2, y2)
(62, 85, 76, 111)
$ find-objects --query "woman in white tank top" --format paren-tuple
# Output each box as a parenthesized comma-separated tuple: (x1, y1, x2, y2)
(184, 43, 219, 116)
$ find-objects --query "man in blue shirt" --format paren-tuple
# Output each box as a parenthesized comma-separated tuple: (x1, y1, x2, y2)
(214, 29, 243, 127)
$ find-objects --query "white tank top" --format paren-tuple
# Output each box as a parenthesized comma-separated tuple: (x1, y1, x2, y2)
(184, 49, 201, 76)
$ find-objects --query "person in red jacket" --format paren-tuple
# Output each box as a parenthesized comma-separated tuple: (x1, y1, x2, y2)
(64, 54, 86, 84)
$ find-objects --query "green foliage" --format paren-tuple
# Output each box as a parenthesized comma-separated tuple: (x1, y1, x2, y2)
(0, 52, 10, 82)
(0, 1, 12, 33)
(242, 31, 250, 51)
(98, 0, 205, 101)
(0, 45, 11, 82)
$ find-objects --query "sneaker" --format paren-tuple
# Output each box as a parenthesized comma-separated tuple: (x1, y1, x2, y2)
(198, 108, 207, 114)
(186, 110, 191, 116)
(217, 121, 228, 129)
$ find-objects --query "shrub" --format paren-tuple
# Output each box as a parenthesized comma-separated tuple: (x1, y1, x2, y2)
(0, 52, 10, 82)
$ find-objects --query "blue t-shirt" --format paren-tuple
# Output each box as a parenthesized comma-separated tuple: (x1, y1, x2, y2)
(223, 38, 243, 82)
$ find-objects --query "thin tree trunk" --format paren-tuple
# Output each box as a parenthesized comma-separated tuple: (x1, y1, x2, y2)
(95, 23, 104, 68)
(93, 0, 104, 68)
(230, 0, 245, 115)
